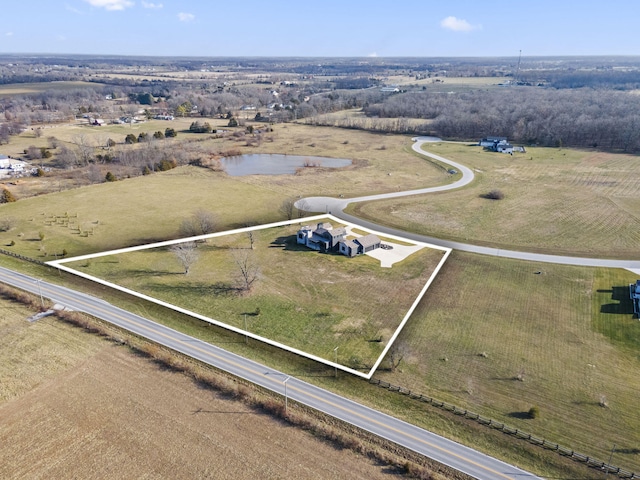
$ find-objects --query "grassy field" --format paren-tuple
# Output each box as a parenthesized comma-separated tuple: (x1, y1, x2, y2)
(0, 297, 422, 480)
(0, 124, 448, 259)
(384, 75, 511, 92)
(2, 125, 640, 476)
(373, 252, 640, 471)
(0, 166, 289, 258)
(0, 251, 630, 478)
(0, 117, 198, 159)
(65, 221, 444, 368)
(0, 81, 104, 98)
(348, 141, 640, 259)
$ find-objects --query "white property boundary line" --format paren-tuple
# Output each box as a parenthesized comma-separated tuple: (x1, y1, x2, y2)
(48, 214, 451, 379)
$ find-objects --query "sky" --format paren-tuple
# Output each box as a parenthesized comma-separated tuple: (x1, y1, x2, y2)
(1, 0, 639, 58)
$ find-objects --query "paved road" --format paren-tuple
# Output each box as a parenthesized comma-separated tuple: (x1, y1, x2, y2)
(297, 137, 640, 269)
(0, 265, 541, 480)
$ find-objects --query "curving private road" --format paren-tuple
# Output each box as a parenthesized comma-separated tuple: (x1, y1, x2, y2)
(6, 136, 620, 480)
(297, 137, 640, 270)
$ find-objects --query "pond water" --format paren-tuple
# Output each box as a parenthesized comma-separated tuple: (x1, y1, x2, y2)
(220, 153, 352, 176)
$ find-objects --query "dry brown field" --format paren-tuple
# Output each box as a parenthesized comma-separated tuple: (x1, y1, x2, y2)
(0, 81, 103, 98)
(0, 302, 412, 480)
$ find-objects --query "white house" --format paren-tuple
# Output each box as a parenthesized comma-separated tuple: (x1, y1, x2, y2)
(479, 136, 507, 147)
(0, 156, 28, 177)
(297, 222, 347, 252)
(630, 280, 640, 317)
(298, 222, 382, 257)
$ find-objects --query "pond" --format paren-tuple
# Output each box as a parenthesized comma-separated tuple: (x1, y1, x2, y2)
(220, 153, 352, 176)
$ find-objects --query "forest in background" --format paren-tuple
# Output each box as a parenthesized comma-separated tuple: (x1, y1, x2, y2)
(2, 55, 640, 152)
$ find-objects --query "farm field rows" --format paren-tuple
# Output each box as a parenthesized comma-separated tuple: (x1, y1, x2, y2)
(0, 300, 404, 480)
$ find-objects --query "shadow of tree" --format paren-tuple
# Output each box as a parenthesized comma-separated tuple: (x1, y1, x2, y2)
(147, 281, 239, 298)
(508, 411, 533, 420)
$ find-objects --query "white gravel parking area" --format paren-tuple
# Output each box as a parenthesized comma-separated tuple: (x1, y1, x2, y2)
(344, 226, 424, 268)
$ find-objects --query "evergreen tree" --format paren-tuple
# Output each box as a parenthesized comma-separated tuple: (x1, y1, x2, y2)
(0, 188, 16, 203)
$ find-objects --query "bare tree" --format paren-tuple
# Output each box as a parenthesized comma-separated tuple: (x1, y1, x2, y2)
(56, 145, 78, 169)
(247, 230, 255, 249)
(73, 134, 95, 166)
(387, 341, 409, 372)
(170, 241, 199, 274)
(295, 199, 310, 218)
(279, 197, 296, 220)
(232, 249, 260, 292)
(179, 209, 218, 238)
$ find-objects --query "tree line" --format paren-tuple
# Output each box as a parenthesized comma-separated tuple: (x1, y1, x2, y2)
(362, 87, 640, 152)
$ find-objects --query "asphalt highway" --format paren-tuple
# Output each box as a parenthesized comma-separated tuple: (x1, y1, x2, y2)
(0, 265, 541, 480)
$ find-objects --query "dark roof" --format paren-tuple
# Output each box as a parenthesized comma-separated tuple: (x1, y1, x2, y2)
(482, 136, 507, 142)
(330, 227, 346, 238)
(355, 234, 381, 249)
(341, 239, 358, 250)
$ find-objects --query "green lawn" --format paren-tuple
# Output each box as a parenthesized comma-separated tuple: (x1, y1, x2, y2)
(63, 221, 445, 368)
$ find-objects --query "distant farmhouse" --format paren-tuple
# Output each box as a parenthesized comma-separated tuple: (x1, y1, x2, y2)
(297, 222, 382, 257)
(0, 155, 27, 177)
(479, 137, 525, 154)
(630, 280, 640, 317)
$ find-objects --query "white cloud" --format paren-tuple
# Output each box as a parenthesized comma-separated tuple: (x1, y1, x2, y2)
(65, 3, 84, 14)
(440, 16, 480, 32)
(83, 0, 134, 11)
(368, 52, 378, 58)
(142, 1, 163, 8)
(5, 32, 13, 37)
(178, 12, 195, 22)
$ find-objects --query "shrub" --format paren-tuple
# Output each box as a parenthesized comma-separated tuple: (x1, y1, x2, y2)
(155, 159, 177, 171)
(528, 405, 540, 419)
(164, 128, 177, 138)
(125, 133, 137, 144)
(105, 171, 116, 182)
(227, 117, 238, 127)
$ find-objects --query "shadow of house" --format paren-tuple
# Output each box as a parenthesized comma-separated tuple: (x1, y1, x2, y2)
(600, 285, 636, 315)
